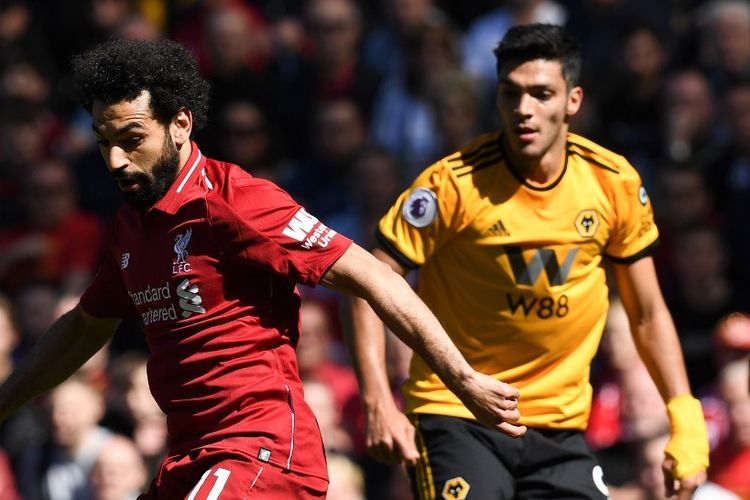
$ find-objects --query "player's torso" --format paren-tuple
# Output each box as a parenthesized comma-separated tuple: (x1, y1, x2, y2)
(417, 152, 612, 373)
(110, 185, 321, 472)
(116, 201, 218, 331)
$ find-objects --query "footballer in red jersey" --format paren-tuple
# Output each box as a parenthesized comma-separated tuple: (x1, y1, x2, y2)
(80, 142, 346, 487)
(0, 38, 526, 499)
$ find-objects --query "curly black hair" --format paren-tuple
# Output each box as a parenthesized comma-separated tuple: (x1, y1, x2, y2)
(72, 38, 211, 130)
(494, 24, 582, 88)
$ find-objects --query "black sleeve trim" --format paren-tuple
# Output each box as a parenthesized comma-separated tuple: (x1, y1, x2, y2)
(605, 238, 660, 264)
(375, 230, 420, 270)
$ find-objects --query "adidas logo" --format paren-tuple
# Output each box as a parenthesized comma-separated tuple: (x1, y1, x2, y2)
(487, 220, 509, 236)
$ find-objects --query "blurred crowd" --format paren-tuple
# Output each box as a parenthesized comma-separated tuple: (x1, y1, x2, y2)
(0, 0, 748, 499)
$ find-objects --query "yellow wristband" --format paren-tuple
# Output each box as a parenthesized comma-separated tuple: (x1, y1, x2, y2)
(664, 394, 709, 479)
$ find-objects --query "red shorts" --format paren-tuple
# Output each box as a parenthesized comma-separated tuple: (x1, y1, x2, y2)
(138, 447, 328, 499)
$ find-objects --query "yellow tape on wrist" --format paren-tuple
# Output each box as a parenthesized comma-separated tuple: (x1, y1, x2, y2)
(664, 394, 709, 479)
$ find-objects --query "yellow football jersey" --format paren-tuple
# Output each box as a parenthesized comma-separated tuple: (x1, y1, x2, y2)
(378, 131, 659, 430)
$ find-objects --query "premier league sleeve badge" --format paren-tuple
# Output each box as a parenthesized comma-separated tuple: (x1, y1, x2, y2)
(402, 187, 438, 228)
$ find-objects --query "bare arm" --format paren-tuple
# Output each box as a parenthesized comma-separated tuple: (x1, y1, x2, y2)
(613, 257, 707, 499)
(612, 257, 690, 400)
(346, 248, 420, 464)
(0, 305, 120, 421)
(348, 249, 407, 409)
(323, 244, 525, 463)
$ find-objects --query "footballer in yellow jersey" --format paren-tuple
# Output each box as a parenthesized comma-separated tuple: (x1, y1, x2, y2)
(377, 131, 657, 430)
(350, 23, 709, 500)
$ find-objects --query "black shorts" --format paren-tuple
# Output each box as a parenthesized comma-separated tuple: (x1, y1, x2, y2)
(408, 414, 610, 500)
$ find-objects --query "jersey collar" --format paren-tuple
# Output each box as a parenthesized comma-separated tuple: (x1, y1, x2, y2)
(499, 133, 568, 191)
(151, 141, 207, 215)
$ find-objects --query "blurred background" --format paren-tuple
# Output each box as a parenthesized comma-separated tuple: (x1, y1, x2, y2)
(0, 0, 748, 499)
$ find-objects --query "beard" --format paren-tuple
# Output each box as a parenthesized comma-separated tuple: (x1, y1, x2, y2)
(118, 133, 181, 211)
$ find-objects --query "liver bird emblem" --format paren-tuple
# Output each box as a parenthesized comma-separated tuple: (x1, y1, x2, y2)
(174, 228, 192, 264)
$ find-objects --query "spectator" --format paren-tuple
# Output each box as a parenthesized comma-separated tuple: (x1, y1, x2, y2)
(0, 290, 48, 479)
(12, 282, 60, 353)
(362, 0, 444, 80)
(297, 299, 358, 415)
(665, 225, 749, 391)
(695, 0, 750, 92)
(564, 0, 670, 97)
(326, 452, 366, 500)
(304, 0, 380, 121)
(709, 79, 750, 287)
(209, 99, 298, 190)
(709, 358, 750, 498)
(326, 144, 403, 248)
(597, 22, 669, 179)
(115, 10, 162, 42)
(192, 3, 278, 152)
(370, 10, 462, 175)
(0, 0, 54, 74)
(428, 70, 483, 157)
(102, 352, 166, 477)
(661, 68, 726, 166)
(0, 105, 56, 219)
(461, 0, 567, 104)
(651, 165, 722, 291)
(713, 312, 750, 368)
(303, 379, 354, 454)
(89, 434, 148, 500)
(1, 60, 54, 111)
(0, 160, 106, 297)
(292, 98, 368, 217)
(16, 373, 112, 500)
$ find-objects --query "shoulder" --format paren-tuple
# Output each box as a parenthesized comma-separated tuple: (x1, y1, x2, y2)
(566, 133, 642, 182)
(204, 158, 293, 203)
(438, 131, 503, 180)
(201, 158, 301, 229)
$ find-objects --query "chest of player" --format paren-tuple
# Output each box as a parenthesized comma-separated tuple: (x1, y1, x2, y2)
(113, 205, 226, 327)
(454, 175, 612, 289)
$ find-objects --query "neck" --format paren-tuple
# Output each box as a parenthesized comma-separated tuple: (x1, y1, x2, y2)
(504, 131, 568, 186)
(177, 140, 193, 174)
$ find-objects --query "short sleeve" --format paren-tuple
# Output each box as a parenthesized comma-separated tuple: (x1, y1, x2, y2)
(207, 178, 352, 286)
(377, 161, 470, 268)
(79, 248, 138, 319)
(604, 166, 659, 263)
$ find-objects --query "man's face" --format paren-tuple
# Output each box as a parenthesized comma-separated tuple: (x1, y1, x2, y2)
(92, 91, 181, 211)
(496, 59, 581, 163)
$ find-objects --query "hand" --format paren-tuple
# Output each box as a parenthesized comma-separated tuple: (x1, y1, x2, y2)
(663, 394, 709, 498)
(662, 456, 706, 499)
(364, 399, 420, 466)
(458, 372, 527, 438)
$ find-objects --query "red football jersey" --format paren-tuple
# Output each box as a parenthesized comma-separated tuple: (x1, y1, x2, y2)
(80, 143, 352, 479)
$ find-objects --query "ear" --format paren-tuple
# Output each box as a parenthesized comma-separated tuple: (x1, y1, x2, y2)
(170, 108, 193, 149)
(566, 86, 583, 117)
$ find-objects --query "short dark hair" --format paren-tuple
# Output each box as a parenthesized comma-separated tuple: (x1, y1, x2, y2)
(494, 24, 582, 88)
(72, 38, 211, 129)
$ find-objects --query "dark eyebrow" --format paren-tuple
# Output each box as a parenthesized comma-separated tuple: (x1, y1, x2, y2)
(91, 122, 146, 136)
(497, 80, 553, 92)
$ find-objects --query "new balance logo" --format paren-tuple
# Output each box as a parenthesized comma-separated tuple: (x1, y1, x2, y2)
(121, 253, 130, 269)
(487, 220, 509, 236)
(506, 246, 579, 286)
